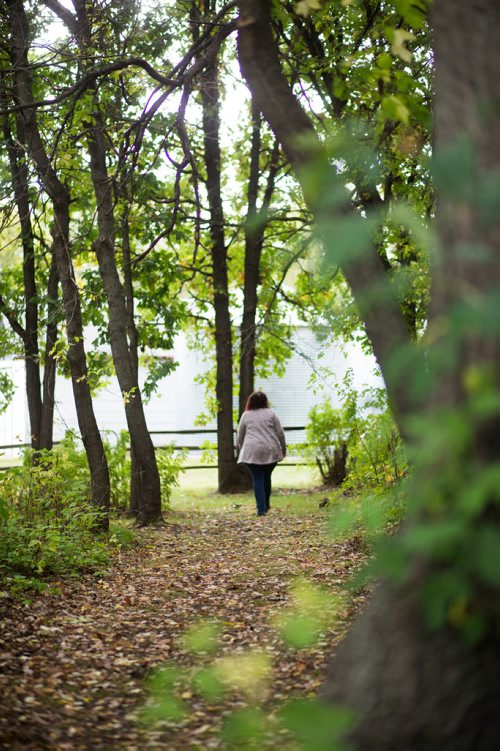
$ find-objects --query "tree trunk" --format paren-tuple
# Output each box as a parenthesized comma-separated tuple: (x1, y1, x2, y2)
(85, 111, 162, 525)
(200, 62, 241, 492)
(2, 93, 42, 451)
(121, 208, 142, 518)
(238, 109, 260, 419)
(324, 1, 500, 746)
(192, 5, 245, 493)
(238, 104, 280, 419)
(323, 442, 347, 487)
(238, 0, 500, 744)
(6, 0, 110, 528)
(68, 0, 162, 525)
(2, 77, 62, 456)
(51, 195, 111, 528)
(323, 576, 500, 750)
(39, 253, 59, 452)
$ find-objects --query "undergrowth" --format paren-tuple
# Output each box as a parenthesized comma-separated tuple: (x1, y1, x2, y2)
(0, 433, 143, 593)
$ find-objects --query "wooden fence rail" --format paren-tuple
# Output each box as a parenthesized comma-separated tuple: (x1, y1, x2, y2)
(0, 426, 308, 472)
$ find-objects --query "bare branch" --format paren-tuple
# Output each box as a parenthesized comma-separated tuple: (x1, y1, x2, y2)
(41, 0, 77, 35)
(0, 294, 27, 342)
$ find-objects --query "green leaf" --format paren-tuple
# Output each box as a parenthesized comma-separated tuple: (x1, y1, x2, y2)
(381, 95, 410, 125)
(386, 27, 415, 62)
(279, 612, 324, 649)
(221, 707, 268, 749)
(473, 527, 500, 587)
(191, 667, 226, 701)
(392, 0, 428, 30)
(377, 52, 392, 70)
(182, 619, 221, 655)
(280, 699, 354, 751)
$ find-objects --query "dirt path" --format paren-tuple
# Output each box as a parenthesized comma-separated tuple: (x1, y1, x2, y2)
(0, 507, 365, 750)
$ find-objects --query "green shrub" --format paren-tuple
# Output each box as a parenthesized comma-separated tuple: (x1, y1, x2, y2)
(0, 431, 184, 585)
(304, 398, 356, 486)
(0, 441, 109, 579)
(105, 430, 131, 511)
(304, 382, 407, 491)
(0, 433, 107, 581)
(156, 444, 186, 509)
(346, 408, 407, 490)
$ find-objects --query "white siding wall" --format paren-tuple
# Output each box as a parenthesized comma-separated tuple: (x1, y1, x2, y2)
(0, 358, 29, 457)
(0, 328, 381, 454)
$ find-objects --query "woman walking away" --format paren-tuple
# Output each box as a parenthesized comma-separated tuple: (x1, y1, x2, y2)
(237, 391, 287, 517)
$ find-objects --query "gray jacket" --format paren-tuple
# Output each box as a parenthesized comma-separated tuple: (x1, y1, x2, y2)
(237, 408, 286, 465)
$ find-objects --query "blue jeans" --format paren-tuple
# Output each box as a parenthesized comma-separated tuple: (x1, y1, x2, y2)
(246, 463, 277, 516)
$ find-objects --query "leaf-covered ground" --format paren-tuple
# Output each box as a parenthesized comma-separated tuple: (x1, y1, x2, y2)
(0, 500, 367, 750)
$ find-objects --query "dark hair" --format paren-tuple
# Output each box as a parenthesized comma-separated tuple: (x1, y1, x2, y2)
(245, 391, 269, 411)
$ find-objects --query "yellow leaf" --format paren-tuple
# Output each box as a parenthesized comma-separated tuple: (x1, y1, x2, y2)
(296, 0, 321, 17)
(391, 28, 414, 62)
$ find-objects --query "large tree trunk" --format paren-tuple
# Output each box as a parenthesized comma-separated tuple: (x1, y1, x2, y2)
(6, 0, 110, 528)
(85, 111, 162, 525)
(323, 576, 500, 750)
(326, 1, 500, 746)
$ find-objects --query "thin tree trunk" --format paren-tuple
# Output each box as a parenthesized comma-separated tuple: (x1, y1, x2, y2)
(238, 106, 281, 420)
(68, 0, 162, 525)
(121, 205, 141, 518)
(238, 102, 262, 417)
(200, 60, 239, 492)
(6, 0, 110, 527)
(39, 254, 59, 452)
(1, 89, 42, 450)
(2, 80, 59, 454)
(191, 2, 244, 493)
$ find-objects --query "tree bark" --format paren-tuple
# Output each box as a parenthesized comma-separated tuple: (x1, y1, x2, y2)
(324, 1, 500, 746)
(2, 77, 61, 455)
(6, 0, 110, 528)
(39, 253, 59, 452)
(85, 109, 162, 525)
(238, 104, 280, 419)
(191, 1, 246, 493)
(238, 102, 262, 418)
(121, 206, 142, 518)
(323, 576, 500, 750)
(199, 55, 241, 492)
(2, 90, 42, 451)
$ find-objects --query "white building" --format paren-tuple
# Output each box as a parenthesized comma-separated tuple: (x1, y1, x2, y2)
(0, 327, 380, 459)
